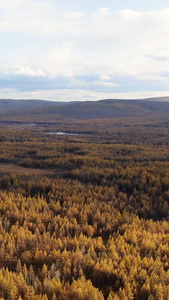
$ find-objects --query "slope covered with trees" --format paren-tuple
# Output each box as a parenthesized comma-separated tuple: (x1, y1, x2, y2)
(0, 122, 168, 299)
(0, 98, 169, 124)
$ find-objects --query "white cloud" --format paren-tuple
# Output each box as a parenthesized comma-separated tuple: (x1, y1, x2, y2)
(98, 7, 111, 14)
(65, 12, 85, 19)
(101, 75, 111, 80)
(32, 91, 40, 96)
(35, 8, 169, 79)
(0, 0, 24, 9)
(93, 81, 117, 87)
(14, 66, 46, 77)
(0, 2, 169, 99)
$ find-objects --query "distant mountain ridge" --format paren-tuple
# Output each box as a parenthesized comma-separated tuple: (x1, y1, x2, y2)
(0, 97, 169, 123)
(0, 99, 67, 113)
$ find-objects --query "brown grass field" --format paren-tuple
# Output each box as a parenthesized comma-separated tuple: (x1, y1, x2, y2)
(0, 163, 55, 175)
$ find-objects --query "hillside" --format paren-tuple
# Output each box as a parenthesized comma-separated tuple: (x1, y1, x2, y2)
(0, 99, 66, 113)
(0, 98, 169, 130)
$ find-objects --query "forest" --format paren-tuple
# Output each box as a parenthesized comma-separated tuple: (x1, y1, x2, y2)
(0, 116, 169, 299)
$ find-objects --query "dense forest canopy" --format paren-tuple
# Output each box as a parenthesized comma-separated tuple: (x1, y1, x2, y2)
(0, 99, 169, 299)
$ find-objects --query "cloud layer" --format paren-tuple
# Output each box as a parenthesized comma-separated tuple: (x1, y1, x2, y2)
(0, 1, 169, 100)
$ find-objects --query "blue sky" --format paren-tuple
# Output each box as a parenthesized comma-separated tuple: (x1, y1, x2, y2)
(0, 0, 169, 101)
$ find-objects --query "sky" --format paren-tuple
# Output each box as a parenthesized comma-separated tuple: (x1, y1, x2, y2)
(0, 0, 169, 101)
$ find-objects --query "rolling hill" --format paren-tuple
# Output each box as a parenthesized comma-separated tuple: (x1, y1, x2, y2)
(0, 99, 66, 113)
(0, 97, 169, 126)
